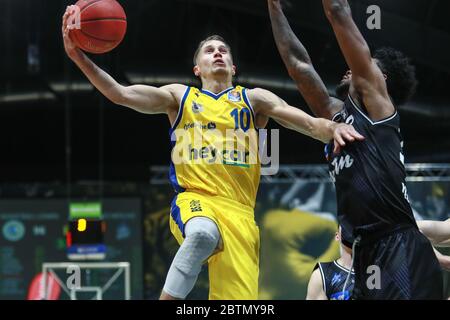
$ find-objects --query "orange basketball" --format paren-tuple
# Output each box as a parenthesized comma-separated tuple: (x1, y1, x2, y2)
(69, 0, 127, 54)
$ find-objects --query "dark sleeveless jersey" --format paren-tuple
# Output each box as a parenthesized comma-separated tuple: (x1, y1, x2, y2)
(315, 260, 355, 300)
(325, 94, 416, 246)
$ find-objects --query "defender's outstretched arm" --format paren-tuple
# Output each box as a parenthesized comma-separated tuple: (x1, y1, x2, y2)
(268, 0, 342, 119)
(322, 0, 394, 120)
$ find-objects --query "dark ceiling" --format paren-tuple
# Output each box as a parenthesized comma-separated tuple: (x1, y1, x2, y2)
(0, 0, 449, 182)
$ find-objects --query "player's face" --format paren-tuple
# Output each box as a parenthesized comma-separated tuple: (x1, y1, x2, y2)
(335, 59, 387, 100)
(341, 70, 352, 84)
(195, 40, 235, 78)
(335, 70, 352, 100)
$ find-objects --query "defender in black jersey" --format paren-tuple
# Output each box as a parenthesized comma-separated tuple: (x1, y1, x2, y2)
(313, 261, 355, 300)
(269, 0, 444, 299)
(307, 227, 355, 300)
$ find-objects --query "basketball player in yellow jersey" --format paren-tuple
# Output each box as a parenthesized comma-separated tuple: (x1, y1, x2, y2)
(62, 6, 363, 300)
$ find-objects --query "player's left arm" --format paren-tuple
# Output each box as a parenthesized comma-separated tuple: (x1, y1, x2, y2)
(417, 219, 450, 246)
(432, 248, 450, 271)
(247, 88, 364, 152)
(322, 0, 394, 121)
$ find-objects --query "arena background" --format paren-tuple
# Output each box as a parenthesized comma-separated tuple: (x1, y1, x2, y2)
(0, 0, 449, 300)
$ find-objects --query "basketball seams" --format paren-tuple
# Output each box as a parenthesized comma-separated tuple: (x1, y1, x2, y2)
(78, 0, 104, 13)
(71, 0, 127, 53)
(81, 17, 127, 22)
(79, 0, 126, 19)
(80, 29, 121, 43)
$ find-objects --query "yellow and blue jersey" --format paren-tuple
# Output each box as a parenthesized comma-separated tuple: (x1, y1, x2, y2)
(169, 86, 261, 208)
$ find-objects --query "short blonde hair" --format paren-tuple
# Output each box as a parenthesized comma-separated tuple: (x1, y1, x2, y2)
(193, 35, 232, 65)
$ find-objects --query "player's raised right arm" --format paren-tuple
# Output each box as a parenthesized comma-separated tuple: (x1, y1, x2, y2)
(62, 6, 180, 115)
(268, 0, 342, 119)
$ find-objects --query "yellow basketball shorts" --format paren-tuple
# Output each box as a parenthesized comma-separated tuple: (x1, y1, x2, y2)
(169, 190, 260, 300)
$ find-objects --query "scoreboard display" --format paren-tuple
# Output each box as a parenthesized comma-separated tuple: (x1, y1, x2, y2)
(0, 198, 143, 299)
(67, 202, 106, 260)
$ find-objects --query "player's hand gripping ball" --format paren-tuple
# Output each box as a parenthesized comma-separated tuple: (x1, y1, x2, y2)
(65, 0, 127, 54)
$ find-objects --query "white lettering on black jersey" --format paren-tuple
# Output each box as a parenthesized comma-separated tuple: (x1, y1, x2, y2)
(315, 261, 355, 300)
(325, 95, 416, 245)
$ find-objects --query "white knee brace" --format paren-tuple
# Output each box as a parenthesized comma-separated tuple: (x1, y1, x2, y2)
(162, 217, 221, 299)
